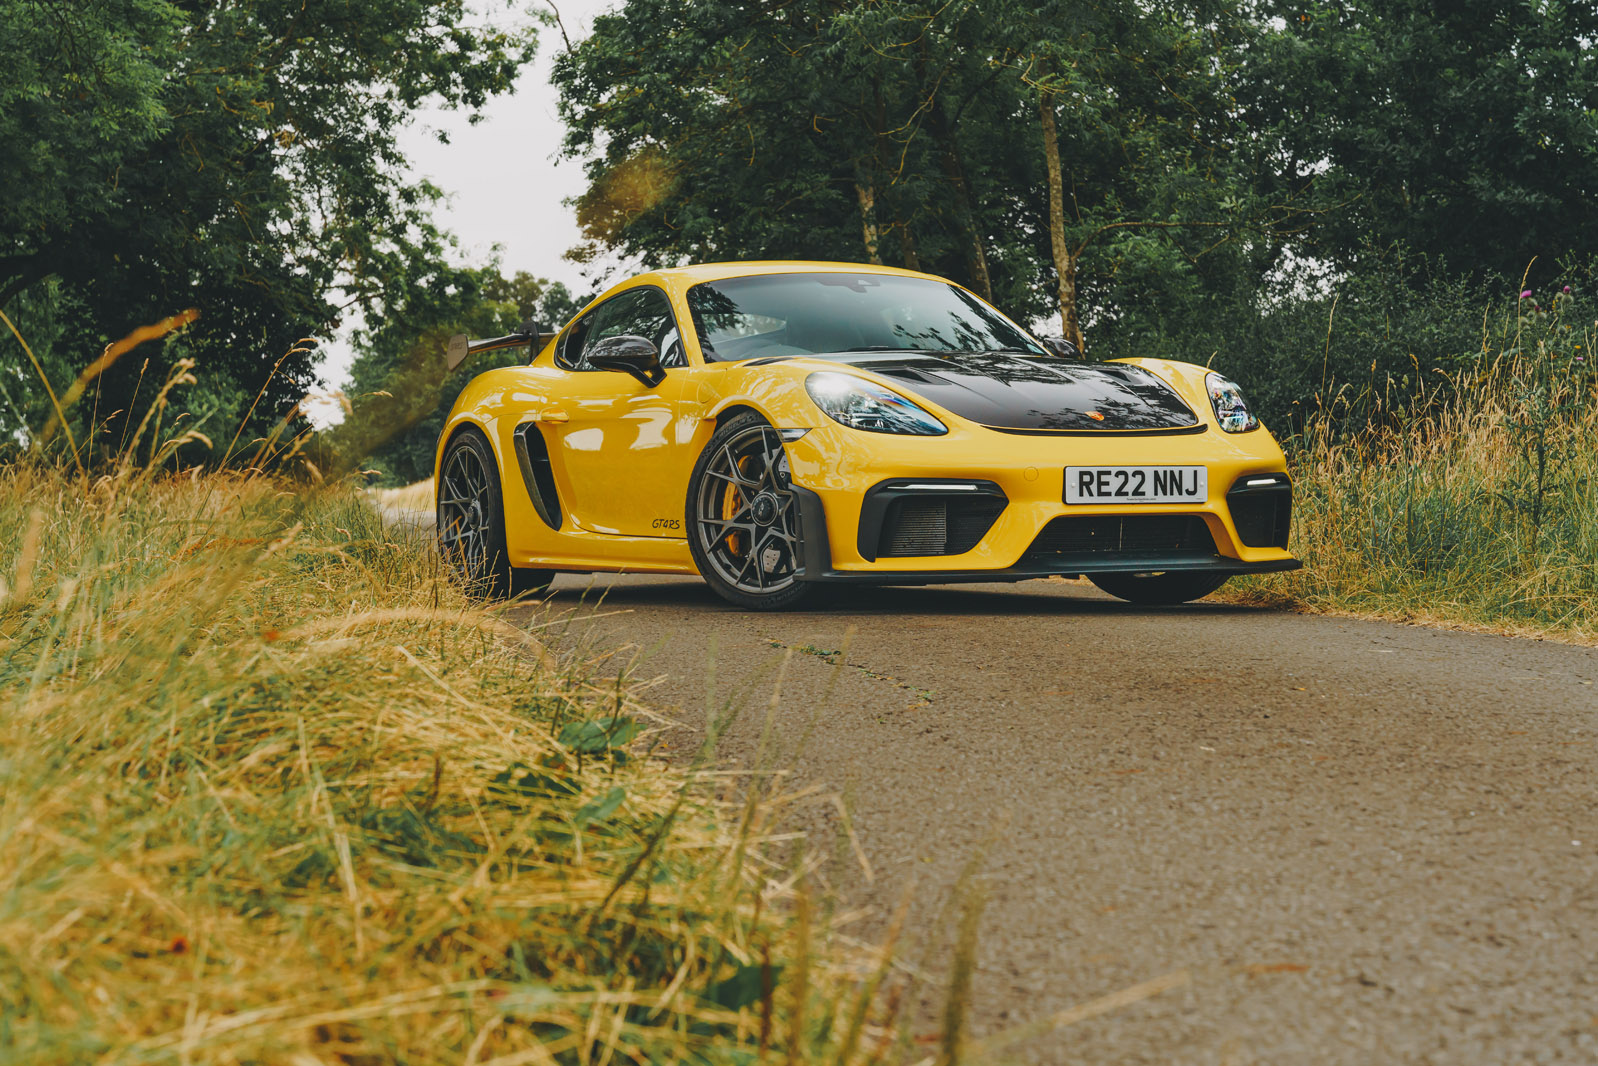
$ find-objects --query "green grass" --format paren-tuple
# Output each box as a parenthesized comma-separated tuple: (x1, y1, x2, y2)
(0, 463, 918, 1064)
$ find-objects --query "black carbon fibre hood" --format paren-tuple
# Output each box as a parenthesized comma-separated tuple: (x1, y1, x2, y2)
(830, 352, 1201, 433)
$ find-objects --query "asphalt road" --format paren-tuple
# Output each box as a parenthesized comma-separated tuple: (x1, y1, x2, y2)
(524, 573, 1598, 1065)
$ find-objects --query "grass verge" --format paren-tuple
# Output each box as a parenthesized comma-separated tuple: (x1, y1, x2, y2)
(1226, 302, 1598, 644)
(0, 464, 905, 1064)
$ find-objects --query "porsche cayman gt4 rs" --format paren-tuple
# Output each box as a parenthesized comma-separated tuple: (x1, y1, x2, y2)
(434, 261, 1300, 609)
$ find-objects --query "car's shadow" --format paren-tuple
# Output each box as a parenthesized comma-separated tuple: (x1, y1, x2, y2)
(535, 574, 1266, 620)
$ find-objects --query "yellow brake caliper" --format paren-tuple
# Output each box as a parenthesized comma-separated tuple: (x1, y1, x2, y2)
(722, 468, 744, 556)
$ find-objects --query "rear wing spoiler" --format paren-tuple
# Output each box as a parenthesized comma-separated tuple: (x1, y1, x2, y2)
(445, 319, 561, 371)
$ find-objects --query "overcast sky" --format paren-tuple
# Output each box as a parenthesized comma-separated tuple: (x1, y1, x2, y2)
(314, 0, 619, 397)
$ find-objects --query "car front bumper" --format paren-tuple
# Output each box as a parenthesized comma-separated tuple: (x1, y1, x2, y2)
(783, 423, 1302, 584)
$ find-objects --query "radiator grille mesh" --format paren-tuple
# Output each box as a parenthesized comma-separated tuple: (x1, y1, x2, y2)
(878, 496, 1006, 558)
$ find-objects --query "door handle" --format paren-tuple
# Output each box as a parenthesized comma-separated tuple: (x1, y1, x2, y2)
(536, 408, 569, 424)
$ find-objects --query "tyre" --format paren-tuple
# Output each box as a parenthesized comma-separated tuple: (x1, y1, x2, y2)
(687, 412, 817, 610)
(1087, 570, 1230, 606)
(436, 427, 556, 600)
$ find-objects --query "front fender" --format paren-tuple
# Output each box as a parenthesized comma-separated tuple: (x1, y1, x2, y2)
(684, 364, 824, 454)
(1117, 357, 1280, 444)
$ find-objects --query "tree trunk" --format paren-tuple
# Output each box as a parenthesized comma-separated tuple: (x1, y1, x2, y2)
(936, 129, 993, 301)
(1039, 91, 1083, 352)
(897, 220, 920, 271)
(855, 181, 882, 265)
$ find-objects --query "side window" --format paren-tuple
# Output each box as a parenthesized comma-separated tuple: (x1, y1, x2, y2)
(556, 310, 595, 370)
(557, 287, 686, 371)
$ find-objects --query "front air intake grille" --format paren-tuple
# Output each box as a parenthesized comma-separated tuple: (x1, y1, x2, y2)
(877, 495, 1007, 558)
(1226, 475, 1292, 549)
(1022, 515, 1216, 562)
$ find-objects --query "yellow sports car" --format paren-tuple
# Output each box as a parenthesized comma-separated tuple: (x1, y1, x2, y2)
(435, 261, 1299, 609)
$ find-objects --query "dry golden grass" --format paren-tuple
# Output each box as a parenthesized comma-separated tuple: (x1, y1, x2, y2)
(0, 464, 916, 1065)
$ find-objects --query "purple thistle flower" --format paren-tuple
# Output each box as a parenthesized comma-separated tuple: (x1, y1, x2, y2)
(1563, 285, 1573, 294)
(1520, 290, 1533, 299)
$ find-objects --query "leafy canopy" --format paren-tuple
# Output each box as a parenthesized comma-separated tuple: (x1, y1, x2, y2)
(0, 0, 536, 460)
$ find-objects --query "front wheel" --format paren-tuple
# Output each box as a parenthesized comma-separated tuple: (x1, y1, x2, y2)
(687, 413, 818, 610)
(1087, 570, 1230, 606)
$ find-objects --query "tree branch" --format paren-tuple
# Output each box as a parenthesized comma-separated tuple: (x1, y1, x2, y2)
(0, 263, 50, 311)
(1071, 218, 1237, 259)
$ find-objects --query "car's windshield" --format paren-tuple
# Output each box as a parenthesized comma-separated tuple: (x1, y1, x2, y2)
(686, 272, 1046, 363)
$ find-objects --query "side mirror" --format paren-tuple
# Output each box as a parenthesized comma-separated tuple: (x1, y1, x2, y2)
(1040, 336, 1080, 360)
(588, 334, 667, 387)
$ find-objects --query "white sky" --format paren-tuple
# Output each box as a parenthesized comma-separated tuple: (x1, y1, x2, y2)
(312, 0, 620, 398)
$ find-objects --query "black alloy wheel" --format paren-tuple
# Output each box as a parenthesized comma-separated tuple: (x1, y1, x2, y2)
(437, 427, 555, 600)
(687, 412, 816, 610)
(1087, 570, 1230, 605)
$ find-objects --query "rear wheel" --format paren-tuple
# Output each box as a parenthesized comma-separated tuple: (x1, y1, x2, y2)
(437, 427, 556, 600)
(1087, 570, 1229, 606)
(687, 413, 817, 610)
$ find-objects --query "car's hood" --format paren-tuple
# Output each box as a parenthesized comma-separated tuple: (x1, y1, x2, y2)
(825, 352, 1202, 433)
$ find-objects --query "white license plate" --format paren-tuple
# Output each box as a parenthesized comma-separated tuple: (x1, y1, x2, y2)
(1065, 466, 1206, 504)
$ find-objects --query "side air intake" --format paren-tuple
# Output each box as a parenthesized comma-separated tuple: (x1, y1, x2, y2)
(512, 423, 563, 531)
(857, 480, 1007, 561)
(1226, 473, 1292, 549)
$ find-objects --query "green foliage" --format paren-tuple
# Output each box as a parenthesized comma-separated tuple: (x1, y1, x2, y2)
(552, 0, 1263, 329)
(1094, 244, 1506, 433)
(1240, 0, 1598, 286)
(1230, 281, 1598, 637)
(0, 0, 537, 459)
(559, 717, 643, 755)
(1494, 284, 1593, 538)
(1188, 254, 1595, 436)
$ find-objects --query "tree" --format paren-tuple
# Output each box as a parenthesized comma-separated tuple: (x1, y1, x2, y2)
(998, 0, 1263, 349)
(1240, 0, 1598, 284)
(553, 0, 1278, 352)
(0, 0, 536, 462)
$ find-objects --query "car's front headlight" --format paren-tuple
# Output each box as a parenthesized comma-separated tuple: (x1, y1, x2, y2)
(1205, 372, 1259, 433)
(804, 372, 947, 435)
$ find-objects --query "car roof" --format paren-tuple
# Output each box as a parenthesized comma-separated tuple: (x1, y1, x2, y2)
(630, 260, 944, 287)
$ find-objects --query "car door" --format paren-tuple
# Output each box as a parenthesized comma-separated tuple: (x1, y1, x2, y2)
(543, 285, 695, 537)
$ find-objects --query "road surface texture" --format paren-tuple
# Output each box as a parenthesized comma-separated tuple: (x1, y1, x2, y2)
(523, 574, 1598, 1065)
